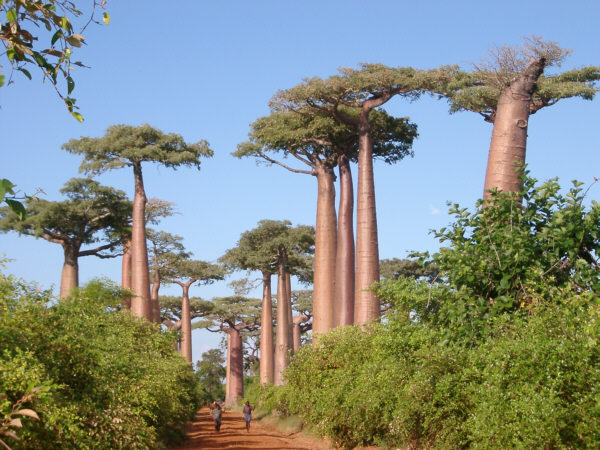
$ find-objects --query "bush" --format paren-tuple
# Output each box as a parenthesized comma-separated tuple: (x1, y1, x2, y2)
(0, 275, 198, 449)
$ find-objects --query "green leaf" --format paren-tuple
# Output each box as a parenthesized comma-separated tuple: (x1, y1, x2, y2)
(5, 199, 26, 220)
(0, 179, 16, 201)
(51, 30, 64, 46)
(66, 76, 74, 95)
(102, 12, 110, 25)
(6, 8, 17, 22)
(18, 68, 32, 80)
(71, 111, 84, 122)
(0, 74, 4, 87)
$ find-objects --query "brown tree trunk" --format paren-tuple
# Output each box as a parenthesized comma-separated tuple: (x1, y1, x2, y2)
(292, 314, 309, 353)
(274, 254, 291, 386)
(312, 166, 337, 336)
(121, 240, 132, 309)
(259, 272, 274, 384)
(335, 154, 355, 326)
(59, 243, 79, 300)
(225, 332, 231, 402)
(150, 262, 161, 323)
(225, 327, 244, 406)
(354, 112, 380, 325)
(483, 58, 546, 199)
(130, 162, 151, 320)
(286, 270, 293, 353)
(180, 282, 192, 363)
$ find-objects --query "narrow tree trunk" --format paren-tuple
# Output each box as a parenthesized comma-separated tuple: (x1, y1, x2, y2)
(292, 314, 308, 353)
(274, 255, 291, 386)
(312, 166, 337, 336)
(285, 270, 293, 354)
(180, 283, 192, 363)
(483, 58, 546, 199)
(121, 240, 132, 309)
(130, 162, 151, 319)
(259, 272, 274, 384)
(354, 114, 380, 325)
(60, 243, 79, 299)
(225, 327, 244, 406)
(335, 154, 355, 326)
(150, 263, 161, 323)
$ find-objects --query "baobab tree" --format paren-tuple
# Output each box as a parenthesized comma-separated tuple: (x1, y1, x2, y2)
(62, 124, 213, 320)
(159, 295, 212, 333)
(271, 64, 455, 325)
(166, 259, 225, 363)
(198, 296, 261, 406)
(237, 108, 416, 330)
(220, 220, 314, 385)
(443, 37, 599, 198)
(291, 289, 313, 352)
(0, 177, 130, 298)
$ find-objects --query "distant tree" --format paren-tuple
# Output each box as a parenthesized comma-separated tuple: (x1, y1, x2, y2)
(379, 258, 439, 282)
(272, 64, 454, 325)
(196, 296, 261, 406)
(159, 295, 212, 332)
(195, 348, 226, 405)
(220, 220, 314, 385)
(291, 289, 313, 352)
(0, 177, 130, 298)
(443, 37, 599, 198)
(165, 259, 225, 363)
(62, 124, 213, 320)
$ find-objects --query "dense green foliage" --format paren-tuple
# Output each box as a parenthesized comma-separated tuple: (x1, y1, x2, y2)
(267, 177, 600, 449)
(195, 349, 226, 406)
(0, 276, 198, 449)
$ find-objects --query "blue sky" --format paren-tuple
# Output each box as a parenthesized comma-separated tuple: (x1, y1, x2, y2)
(2, 1, 599, 363)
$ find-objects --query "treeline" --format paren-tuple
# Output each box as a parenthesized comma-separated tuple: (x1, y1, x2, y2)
(258, 177, 600, 449)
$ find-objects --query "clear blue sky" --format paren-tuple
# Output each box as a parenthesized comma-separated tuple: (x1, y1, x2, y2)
(2, 1, 599, 363)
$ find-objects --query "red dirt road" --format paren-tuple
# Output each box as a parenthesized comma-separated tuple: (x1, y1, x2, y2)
(170, 407, 332, 450)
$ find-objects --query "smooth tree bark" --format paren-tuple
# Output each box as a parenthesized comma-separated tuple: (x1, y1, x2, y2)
(274, 249, 291, 386)
(225, 326, 244, 406)
(121, 240, 132, 309)
(334, 154, 355, 326)
(260, 271, 274, 384)
(62, 124, 213, 319)
(292, 313, 311, 352)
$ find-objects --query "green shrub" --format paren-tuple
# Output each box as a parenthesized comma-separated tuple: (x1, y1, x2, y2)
(0, 275, 198, 448)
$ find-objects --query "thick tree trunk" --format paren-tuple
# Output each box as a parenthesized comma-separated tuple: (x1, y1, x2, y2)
(225, 332, 231, 402)
(312, 167, 337, 336)
(130, 162, 151, 319)
(150, 265, 161, 323)
(354, 114, 380, 325)
(335, 154, 355, 326)
(180, 283, 192, 363)
(274, 256, 291, 386)
(59, 244, 79, 299)
(225, 327, 244, 406)
(483, 58, 546, 199)
(285, 270, 293, 353)
(259, 272, 274, 384)
(121, 240, 132, 309)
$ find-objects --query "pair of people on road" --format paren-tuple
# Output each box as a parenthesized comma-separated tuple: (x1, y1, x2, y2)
(209, 400, 254, 432)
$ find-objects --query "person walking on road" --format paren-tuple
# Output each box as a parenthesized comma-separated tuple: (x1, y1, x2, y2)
(243, 400, 254, 432)
(210, 400, 222, 431)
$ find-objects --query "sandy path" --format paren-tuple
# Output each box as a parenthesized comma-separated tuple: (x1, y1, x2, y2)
(170, 407, 332, 450)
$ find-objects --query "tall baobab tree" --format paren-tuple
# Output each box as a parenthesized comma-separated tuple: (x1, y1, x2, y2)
(0, 177, 130, 298)
(197, 296, 261, 406)
(166, 259, 225, 363)
(62, 124, 213, 320)
(271, 64, 454, 325)
(443, 37, 599, 198)
(236, 109, 416, 332)
(221, 220, 314, 385)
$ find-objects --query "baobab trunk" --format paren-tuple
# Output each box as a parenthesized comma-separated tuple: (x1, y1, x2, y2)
(483, 58, 546, 199)
(180, 283, 192, 363)
(130, 162, 151, 320)
(274, 255, 291, 386)
(225, 333, 231, 403)
(259, 272, 274, 384)
(354, 115, 380, 325)
(312, 166, 337, 336)
(292, 314, 309, 353)
(121, 240, 132, 309)
(150, 266, 161, 323)
(335, 154, 355, 326)
(286, 270, 293, 352)
(225, 327, 244, 407)
(59, 244, 79, 299)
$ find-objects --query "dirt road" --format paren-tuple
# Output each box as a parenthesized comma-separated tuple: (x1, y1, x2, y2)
(170, 407, 332, 449)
